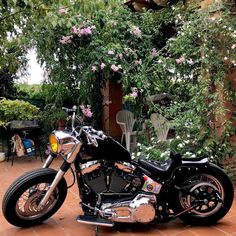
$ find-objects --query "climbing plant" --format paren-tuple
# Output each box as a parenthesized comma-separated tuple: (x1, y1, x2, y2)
(31, 1, 236, 161)
(1, 0, 236, 161)
(130, 3, 236, 161)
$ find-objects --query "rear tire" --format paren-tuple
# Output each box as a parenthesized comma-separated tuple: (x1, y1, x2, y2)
(173, 164, 234, 225)
(2, 168, 67, 227)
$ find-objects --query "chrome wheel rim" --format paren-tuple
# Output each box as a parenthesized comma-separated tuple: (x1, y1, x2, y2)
(15, 183, 59, 220)
(179, 174, 224, 217)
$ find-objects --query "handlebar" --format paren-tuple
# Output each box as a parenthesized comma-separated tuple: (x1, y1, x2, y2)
(62, 105, 77, 113)
(62, 106, 77, 132)
(78, 126, 107, 147)
(90, 127, 107, 140)
(62, 106, 107, 147)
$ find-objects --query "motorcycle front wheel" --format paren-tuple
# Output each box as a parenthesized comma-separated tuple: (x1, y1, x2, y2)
(173, 163, 234, 225)
(2, 168, 67, 227)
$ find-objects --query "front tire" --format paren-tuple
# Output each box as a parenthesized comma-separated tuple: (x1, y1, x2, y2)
(173, 164, 234, 225)
(2, 168, 67, 227)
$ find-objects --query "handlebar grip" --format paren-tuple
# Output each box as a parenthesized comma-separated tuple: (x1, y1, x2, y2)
(97, 131, 107, 139)
(90, 128, 107, 139)
(62, 106, 77, 113)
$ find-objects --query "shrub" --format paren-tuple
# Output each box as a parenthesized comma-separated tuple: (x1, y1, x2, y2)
(0, 98, 39, 128)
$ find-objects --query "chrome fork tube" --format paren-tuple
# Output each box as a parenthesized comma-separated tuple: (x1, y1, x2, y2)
(38, 169, 65, 208)
(38, 142, 82, 209)
(42, 154, 54, 168)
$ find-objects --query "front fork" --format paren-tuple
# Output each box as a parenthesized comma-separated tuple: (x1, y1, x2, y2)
(42, 153, 56, 168)
(38, 142, 82, 209)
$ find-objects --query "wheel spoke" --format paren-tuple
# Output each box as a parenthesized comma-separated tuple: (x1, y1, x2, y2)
(15, 182, 59, 220)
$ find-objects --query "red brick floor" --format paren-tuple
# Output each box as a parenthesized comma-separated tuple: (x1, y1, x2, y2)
(0, 157, 236, 236)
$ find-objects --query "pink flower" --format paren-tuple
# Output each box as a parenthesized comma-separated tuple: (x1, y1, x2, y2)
(80, 105, 93, 118)
(130, 91, 138, 98)
(80, 27, 92, 35)
(111, 64, 119, 72)
(59, 35, 73, 44)
(84, 109, 93, 118)
(91, 66, 97, 72)
(84, 27, 92, 35)
(176, 56, 185, 64)
(135, 59, 142, 65)
(130, 87, 138, 98)
(58, 7, 68, 14)
(124, 48, 129, 54)
(130, 26, 142, 38)
(116, 53, 123, 59)
(151, 48, 157, 57)
(100, 63, 106, 70)
(72, 25, 95, 36)
(72, 26, 79, 34)
(108, 50, 115, 55)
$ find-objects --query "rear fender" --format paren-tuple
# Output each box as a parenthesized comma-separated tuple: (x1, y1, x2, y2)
(181, 156, 208, 165)
(171, 156, 209, 184)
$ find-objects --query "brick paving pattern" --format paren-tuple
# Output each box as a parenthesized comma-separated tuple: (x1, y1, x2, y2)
(0, 157, 236, 236)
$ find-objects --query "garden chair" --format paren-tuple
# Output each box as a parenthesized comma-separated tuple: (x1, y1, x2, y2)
(116, 110, 137, 152)
(150, 113, 171, 141)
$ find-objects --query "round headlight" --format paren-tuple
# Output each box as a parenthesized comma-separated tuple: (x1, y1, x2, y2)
(49, 133, 59, 153)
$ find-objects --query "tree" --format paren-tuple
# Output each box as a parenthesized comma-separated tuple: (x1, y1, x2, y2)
(0, 67, 17, 98)
(0, 0, 61, 82)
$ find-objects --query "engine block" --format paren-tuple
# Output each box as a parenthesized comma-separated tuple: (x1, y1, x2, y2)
(81, 161, 139, 194)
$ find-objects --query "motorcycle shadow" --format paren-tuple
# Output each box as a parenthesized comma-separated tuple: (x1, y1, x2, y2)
(98, 219, 232, 235)
(99, 219, 185, 234)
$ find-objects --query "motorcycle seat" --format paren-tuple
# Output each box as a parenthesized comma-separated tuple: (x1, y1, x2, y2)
(138, 151, 181, 177)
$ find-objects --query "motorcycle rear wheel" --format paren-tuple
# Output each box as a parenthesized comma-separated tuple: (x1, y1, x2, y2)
(173, 164, 234, 225)
(2, 168, 67, 227)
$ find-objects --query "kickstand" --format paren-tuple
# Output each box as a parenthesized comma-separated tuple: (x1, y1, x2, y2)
(95, 226, 99, 236)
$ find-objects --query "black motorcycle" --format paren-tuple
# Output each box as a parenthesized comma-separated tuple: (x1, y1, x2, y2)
(2, 106, 234, 228)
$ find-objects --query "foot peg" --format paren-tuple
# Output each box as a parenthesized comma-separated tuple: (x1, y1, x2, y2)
(77, 215, 114, 227)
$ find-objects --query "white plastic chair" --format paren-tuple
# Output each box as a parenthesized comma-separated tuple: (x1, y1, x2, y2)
(116, 110, 136, 152)
(150, 113, 170, 141)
